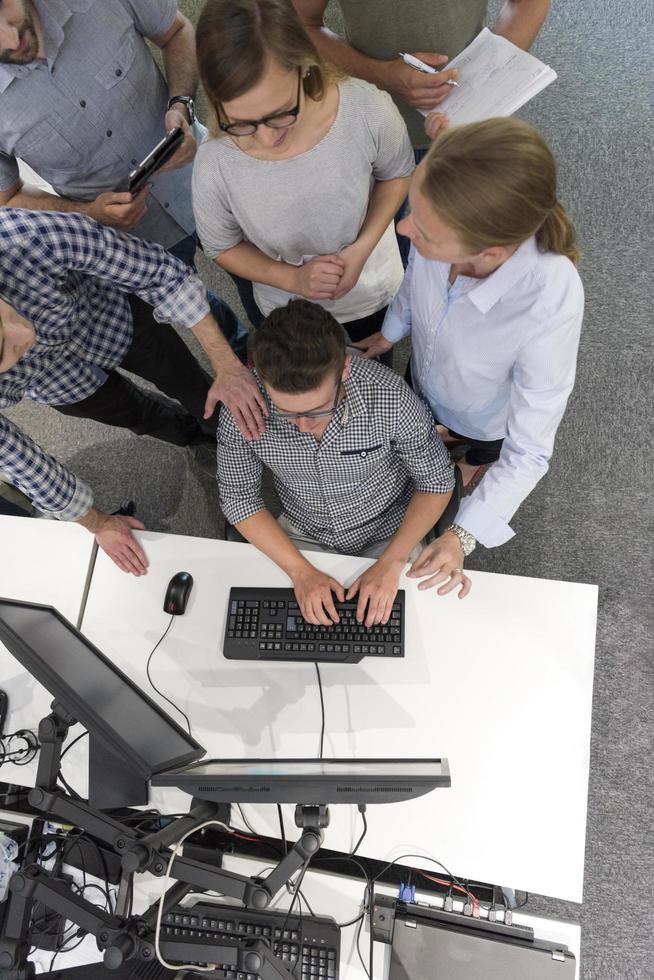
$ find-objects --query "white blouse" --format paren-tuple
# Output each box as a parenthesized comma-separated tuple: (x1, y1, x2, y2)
(383, 237, 585, 546)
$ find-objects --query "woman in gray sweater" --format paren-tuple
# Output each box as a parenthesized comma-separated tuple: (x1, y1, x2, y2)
(192, 0, 415, 345)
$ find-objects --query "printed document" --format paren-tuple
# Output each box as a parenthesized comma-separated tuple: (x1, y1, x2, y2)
(420, 28, 557, 123)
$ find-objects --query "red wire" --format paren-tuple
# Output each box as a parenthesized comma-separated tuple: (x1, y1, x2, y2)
(418, 872, 480, 909)
(227, 830, 261, 843)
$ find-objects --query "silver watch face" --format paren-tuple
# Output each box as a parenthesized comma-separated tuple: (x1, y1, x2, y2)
(449, 525, 476, 556)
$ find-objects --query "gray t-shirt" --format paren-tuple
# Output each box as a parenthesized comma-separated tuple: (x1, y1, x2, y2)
(192, 78, 414, 322)
(335, 0, 488, 148)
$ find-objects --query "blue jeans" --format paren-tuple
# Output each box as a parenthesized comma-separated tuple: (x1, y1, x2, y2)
(170, 233, 249, 362)
(396, 147, 429, 267)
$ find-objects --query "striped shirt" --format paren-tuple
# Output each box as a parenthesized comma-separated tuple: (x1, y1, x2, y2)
(217, 356, 455, 555)
(192, 77, 414, 322)
(382, 237, 585, 546)
(0, 208, 210, 519)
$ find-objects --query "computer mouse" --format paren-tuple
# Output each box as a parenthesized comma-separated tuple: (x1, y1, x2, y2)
(164, 571, 194, 616)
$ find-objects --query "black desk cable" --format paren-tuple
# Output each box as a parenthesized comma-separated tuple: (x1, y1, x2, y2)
(314, 663, 325, 758)
(350, 804, 368, 856)
(0, 729, 39, 768)
(146, 614, 192, 736)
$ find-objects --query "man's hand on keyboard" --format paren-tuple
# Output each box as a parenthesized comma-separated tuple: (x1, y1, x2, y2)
(291, 564, 346, 626)
(346, 556, 404, 627)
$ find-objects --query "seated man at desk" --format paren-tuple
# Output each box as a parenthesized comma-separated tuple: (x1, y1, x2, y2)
(0, 208, 265, 574)
(217, 299, 466, 627)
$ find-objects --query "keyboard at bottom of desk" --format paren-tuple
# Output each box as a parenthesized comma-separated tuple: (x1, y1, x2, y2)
(223, 587, 405, 664)
(162, 901, 340, 980)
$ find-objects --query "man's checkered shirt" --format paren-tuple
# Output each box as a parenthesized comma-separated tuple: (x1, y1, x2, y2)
(217, 356, 456, 555)
(0, 208, 209, 519)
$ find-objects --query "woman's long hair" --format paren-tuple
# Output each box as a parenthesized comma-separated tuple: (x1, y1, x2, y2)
(421, 118, 580, 264)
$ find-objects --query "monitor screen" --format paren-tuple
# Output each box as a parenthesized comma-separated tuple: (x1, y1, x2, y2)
(0, 598, 204, 778)
(186, 761, 445, 779)
(153, 757, 450, 804)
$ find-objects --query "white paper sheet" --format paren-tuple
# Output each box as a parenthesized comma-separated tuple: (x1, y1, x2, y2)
(419, 28, 557, 124)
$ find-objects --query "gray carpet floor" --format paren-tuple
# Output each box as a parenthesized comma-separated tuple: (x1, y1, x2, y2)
(3, 2, 653, 977)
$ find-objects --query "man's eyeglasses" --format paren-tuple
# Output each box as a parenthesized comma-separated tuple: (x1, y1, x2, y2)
(219, 69, 302, 137)
(272, 380, 342, 421)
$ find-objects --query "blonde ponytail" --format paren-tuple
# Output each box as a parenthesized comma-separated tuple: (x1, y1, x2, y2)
(421, 118, 581, 265)
(536, 199, 581, 265)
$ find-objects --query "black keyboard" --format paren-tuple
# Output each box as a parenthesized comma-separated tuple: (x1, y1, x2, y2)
(161, 900, 340, 980)
(222, 587, 405, 663)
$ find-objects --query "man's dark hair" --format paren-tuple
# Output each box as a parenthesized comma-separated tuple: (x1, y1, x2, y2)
(252, 299, 346, 393)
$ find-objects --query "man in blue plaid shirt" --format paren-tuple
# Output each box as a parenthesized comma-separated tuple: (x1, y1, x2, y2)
(218, 300, 466, 627)
(0, 208, 265, 573)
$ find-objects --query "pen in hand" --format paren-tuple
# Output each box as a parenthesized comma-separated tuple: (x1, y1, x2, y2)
(399, 52, 460, 87)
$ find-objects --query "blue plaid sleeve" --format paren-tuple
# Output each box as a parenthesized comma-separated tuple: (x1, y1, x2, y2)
(0, 414, 93, 520)
(216, 408, 266, 526)
(34, 212, 210, 328)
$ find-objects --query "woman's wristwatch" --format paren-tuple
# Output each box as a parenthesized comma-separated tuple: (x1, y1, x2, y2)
(445, 523, 477, 557)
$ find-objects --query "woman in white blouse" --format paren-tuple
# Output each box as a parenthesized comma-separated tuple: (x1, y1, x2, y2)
(192, 0, 414, 346)
(359, 118, 584, 595)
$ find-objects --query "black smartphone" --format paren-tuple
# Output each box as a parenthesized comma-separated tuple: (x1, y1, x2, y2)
(126, 127, 184, 194)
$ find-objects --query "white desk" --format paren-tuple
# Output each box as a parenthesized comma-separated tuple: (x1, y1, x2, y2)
(79, 532, 597, 904)
(0, 516, 95, 784)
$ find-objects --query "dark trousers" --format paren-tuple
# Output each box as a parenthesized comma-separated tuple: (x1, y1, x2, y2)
(405, 359, 503, 466)
(54, 295, 217, 446)
(442, 425, 503, 466)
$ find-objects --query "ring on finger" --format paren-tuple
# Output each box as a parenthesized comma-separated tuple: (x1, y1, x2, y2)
(454, 567, 464, 574)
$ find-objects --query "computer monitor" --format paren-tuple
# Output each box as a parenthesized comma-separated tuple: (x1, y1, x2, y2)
(0, 598, 205, 807)
(152, 758, 451, 804)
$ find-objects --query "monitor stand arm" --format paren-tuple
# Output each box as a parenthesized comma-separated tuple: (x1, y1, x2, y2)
(30, 703, 328, 913)
(152, 803, 328, 911)
(28, 701, 226, 871)
(1, 704, 326, 978)
(0, 865, 296, 980)
(0, 804, 328, 977)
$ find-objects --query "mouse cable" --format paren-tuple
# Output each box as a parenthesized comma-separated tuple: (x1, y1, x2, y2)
(146, 615, 192, 737)
(314, 663, 325, 759)
(350, 805, 368, 856)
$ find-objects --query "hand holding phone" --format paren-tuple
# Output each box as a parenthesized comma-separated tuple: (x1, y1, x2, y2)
(126, 127, 184, 194)
(87, 186, 150, 231)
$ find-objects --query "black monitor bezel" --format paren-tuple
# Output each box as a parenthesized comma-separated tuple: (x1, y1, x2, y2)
(0, 597, 205, 779)
(152, 757, 451, 804)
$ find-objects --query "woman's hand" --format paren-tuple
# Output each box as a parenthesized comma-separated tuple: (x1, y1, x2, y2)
(407, 531, 471, 598)
(331, 241, 369, 300)
(424, 111, 450, 141)
(351, 331, 394, 360)
(294, 255, 345, 300)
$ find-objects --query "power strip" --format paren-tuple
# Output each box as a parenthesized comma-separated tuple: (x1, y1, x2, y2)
(372, 892, 535, 944)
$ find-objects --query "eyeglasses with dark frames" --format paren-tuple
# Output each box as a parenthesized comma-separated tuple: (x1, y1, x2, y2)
(218, 69, 303, 137)
(272, 380, 342, 421)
